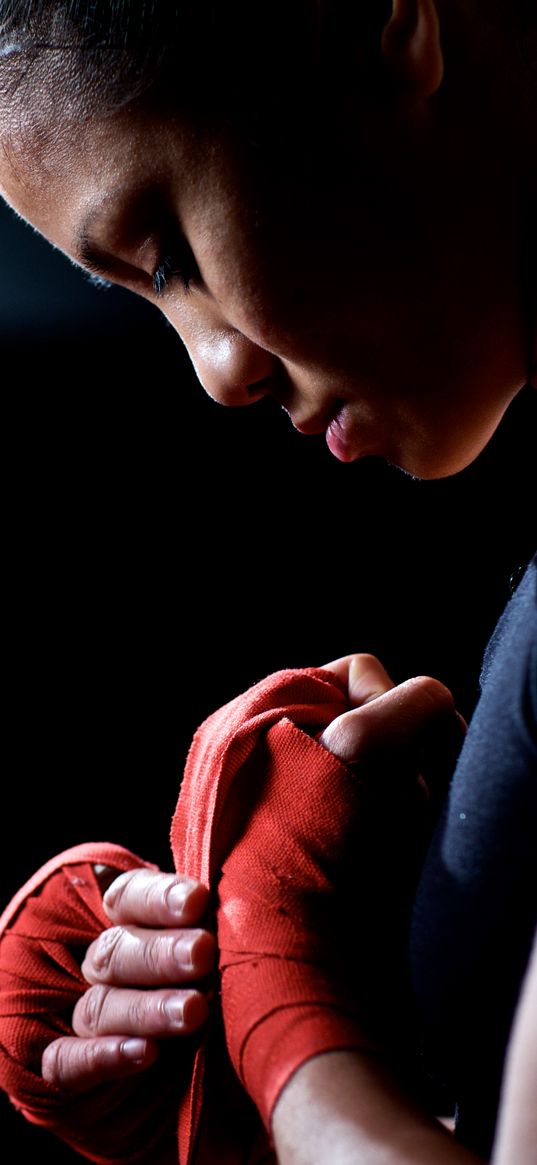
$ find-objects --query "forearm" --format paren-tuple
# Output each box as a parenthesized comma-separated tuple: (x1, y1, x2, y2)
(492, 932, 537, 1165)
(272, 1051, 484, 1165)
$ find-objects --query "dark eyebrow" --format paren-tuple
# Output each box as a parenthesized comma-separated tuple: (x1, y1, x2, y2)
(76, 230, 115, 277)
(73, 192, 126, 277)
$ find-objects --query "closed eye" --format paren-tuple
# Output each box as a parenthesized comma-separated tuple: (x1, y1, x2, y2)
(75, 197, 200, 298)
(153, 239, 198, 297)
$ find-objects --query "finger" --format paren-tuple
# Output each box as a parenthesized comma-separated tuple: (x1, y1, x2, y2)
(82, 925, 217, 986)
(320, 653, 395, 706)
(72, 986, 209, 1039)
(103, 868, 210, 927)
(42, 1035, 159, 1093)
(319, 675, 457, 766)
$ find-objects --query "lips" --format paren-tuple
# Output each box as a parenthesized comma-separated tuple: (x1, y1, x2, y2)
(290, 400, 343, 438)
(291, 404, 360, 462)
(325, 407, 359, 462)
(287, 398, 367, 463)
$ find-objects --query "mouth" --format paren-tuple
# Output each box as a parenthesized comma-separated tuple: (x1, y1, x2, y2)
(325, 406, 363, 462)
(289, 399, 343, 438)
(289, 401, 363, 463)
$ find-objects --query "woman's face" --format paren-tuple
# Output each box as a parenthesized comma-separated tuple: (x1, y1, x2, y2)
(0, 73, 531, 478)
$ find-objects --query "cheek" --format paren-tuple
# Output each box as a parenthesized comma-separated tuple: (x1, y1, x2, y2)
(191, 166, 338, 353)
(197, 232, 313, 356)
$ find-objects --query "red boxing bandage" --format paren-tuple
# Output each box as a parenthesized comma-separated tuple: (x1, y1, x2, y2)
(0, 668, 422, 1165)
(172, 667, 382, 1162)
(0, 843, 181, 1165)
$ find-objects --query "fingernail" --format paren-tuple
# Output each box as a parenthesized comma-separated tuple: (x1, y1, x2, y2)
(121, 1038, 146, 1061)
(173, 937, 194, 970)
(167, 883, 190, 916)
(164, 995, 185, 1026)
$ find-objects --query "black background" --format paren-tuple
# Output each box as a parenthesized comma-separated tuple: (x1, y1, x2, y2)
(1, 198, 536, 1159)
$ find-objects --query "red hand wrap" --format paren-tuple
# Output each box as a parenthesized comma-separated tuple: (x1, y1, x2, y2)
(172, 667, 379, 1161)
(0, 668, 412, 1165)
(0, 843, 180, 1164)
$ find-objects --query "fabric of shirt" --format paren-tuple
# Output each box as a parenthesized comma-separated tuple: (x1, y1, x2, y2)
(410, 555, 537, 1158)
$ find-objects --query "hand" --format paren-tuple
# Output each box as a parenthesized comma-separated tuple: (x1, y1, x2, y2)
(208, 656, 464, 1139)
(316, 652, 466, 1038)
(42, 868, 217, 1093)
(320, 652, 465, 796)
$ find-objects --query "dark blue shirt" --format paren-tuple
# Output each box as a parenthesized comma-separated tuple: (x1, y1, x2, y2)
(410, 556, 537, 1158)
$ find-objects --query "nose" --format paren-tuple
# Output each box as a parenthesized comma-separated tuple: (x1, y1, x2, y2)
(185, 326, 279, 407)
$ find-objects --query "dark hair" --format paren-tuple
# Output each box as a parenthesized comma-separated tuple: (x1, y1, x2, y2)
(0, 1, 336, 128)
(0, 3, 207, 120)
(0, 0, 400, 139)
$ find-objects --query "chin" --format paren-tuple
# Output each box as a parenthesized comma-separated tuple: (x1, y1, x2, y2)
(388, 432, 501, 482)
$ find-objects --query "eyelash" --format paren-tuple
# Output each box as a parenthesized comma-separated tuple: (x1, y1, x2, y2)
(86, 272, 113, 291)
(152, 250, 195, 297)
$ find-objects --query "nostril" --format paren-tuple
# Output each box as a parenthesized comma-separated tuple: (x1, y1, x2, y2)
(247, 375, 274, 400)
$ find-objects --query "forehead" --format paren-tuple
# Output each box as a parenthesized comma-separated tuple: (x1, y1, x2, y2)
(0, 102, 204, 259)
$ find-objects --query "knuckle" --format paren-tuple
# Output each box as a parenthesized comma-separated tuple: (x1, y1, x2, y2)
(127, 992, 151, 1030)
(141, 935, 167, 977)
(354, 652, 382, 670)
(109, 868, 166, 915)
(105, 867, 197, 926)
(410, 675, 456, 717)
(141, 875, 162, 915)
(41, 1038, 64, 1085)
(74, 985, 111, 1035)
(42, 1037, 99, 1088)
(82, 1040, 104, 1075)
(86, 926, 124, 981)
(103, 869, 137, 914)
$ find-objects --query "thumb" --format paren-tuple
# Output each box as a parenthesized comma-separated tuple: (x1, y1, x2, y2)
(321, 652, 395, 707)
(319, 675, 458, 767)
